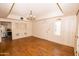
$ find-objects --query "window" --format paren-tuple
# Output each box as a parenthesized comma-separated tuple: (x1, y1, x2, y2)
(54, 19, 61, 36)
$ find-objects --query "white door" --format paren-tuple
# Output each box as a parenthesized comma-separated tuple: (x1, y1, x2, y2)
(75, 21, 79, 56)
(76, 24, 79, 56)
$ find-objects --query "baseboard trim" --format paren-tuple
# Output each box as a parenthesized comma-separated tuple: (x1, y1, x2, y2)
(32, 35, 74, 49)
(12, 36, 32, 40)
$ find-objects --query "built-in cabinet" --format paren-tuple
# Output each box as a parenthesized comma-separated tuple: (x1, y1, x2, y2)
(12, 22, 27, 39)
(0, 18, 32, 40)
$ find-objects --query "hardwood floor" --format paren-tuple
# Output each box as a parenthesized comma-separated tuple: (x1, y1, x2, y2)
(0, 36, 74, 56)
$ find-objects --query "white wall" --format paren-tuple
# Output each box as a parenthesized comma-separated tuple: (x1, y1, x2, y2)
(0, 18, 32, 40)
(0, 15, 77, 48)
(32, 15, 77, 47)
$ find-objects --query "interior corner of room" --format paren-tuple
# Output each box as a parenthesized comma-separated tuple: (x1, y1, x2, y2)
(0, 3, 79, 56)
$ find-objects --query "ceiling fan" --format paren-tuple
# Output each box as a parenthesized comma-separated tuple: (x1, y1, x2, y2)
(27, 10, 36, 20)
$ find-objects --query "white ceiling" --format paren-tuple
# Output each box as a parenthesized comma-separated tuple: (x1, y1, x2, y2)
(0, 3, 12, 18)
(9, 3, 63, 19)
(0, 3, 79, 19)
(59, 3, 79, 15)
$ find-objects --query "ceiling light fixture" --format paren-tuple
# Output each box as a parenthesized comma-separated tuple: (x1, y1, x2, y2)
(27, 10, 36, 20)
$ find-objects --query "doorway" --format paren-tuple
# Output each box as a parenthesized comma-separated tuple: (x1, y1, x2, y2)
(0, 21, 12, 55)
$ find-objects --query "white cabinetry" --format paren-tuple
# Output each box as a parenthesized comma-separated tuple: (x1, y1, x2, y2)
(12, 22, 27, 39)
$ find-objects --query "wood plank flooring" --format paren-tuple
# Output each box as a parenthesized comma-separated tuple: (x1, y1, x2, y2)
(0, 36, 74, 56)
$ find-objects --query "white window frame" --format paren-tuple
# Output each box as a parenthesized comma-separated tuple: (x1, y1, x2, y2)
(54, 19, 61, 36)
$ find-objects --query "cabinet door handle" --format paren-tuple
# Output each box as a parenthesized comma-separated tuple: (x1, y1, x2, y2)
(75, 36, 78, 39)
